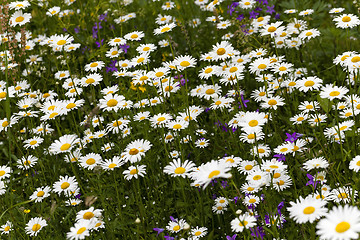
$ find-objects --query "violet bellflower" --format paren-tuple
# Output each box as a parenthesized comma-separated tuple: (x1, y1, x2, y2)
(226, 234, 237, 240)
(266, 5, 276, 14)
(153, 228, 164, 236)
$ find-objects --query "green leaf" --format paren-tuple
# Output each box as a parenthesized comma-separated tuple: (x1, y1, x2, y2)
(317, 94, 332, 113)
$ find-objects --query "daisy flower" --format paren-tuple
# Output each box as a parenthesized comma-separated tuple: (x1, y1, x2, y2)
(136, 43, 157, 54)
(260, 96, 285, 110)
(210, 41, 234, 61)
(99, 93, 126, 112)
(81, 73, 103, 87)
(154, 22, 176, 35)
(76, 207, 102, 222)
(108, 37, 126, 46)
(296, 76, 323, 92)
(122, 139, 152, 163)
(0, 221, 12, 235)
(288, 195, 327, 224)
(48, 134, 79, 155)
(243, 195, 260, 206)
(329, 8, 345, 14)
(17, 155, 38, 170)
(349, 156, 360, 172)
(124, 31, 144, 41)
(29, 186, 51, 203)
(261, 21, 284, 37)
(79, 153, 102, 170)
(299, 29, 321, 40)
(319, 84, 349, 101)
(0, 166, 11, 180)
(239, 0, 256, 9)
(249, 57, 271, 74)
(174, 55, 197, 70)
(23, 136, 44, 149)
(191, 226, 207, 238)
(166, 219, 187, 233)
(167, 120, 189, 131)
(303, 157, 329, 171)
(316, 205, 360, 240)
(100, 156, 123, 170)
(231, 213, 257, 232)
(9, 1, 31, 10)
(123, 165, 147, 180)
(10, 10, 31, 27)
(333, 14, 360, 29)
(66, 219, 94, 240)
(163, 159, 196, 178)
(52, 175, 78, 196)
(85, 61, 105, 72)
(25, 217, 47, 237)
(195, 138, 210, 148)
(192, 160, 232, 189)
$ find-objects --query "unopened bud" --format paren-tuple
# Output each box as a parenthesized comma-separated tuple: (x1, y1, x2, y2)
(236, 210, 242, 215)
(135, 218, 141, 224)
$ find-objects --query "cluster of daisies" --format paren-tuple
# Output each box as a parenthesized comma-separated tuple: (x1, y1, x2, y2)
(3, 0, 360, 238)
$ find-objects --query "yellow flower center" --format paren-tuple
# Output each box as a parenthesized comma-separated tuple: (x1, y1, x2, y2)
(90, 62, 98, 67)
(229, 67, 238, 73)
(351, 56, 360, 63)
(32, 224, 41, 232)
(29, 140, 37, 145)
(329, 91, 340, 96)
(129, 148, 139, 155)
(248, 120, 258, 127)
(37, 191, 45, 197)
(86, 158, 95, 165)
(15, 16, 24, 22)
(273, 173, 281, 178)
(0, 170, 5, 176)
(60, 143, 71, 151)
(180, 61, 190, 67)
(66, 103, 76, 109)
(130, 169, 138, 175)
(335, 222, 350, 233)
(239, 221, 248, 227)
(174, 167, 186, 174)
(165, 86, 173, 92)
(0, 92, 6, 98)
(57, 40, 66, 45)
(85, 78, 95, 84)
(304, 80, 314, 87)
(173, 225, 180, 231)
(131, 34, 138, 39)
(268, 26, 276, 32)
(279, 66, 287, 71)
(107, 99, 118, 107)
(258, 64, 267, 69)
(249, 198, 256, 203)
(306, 32, 313, 36)
(268, 99, 277, 105)
(4, 226, 10, 231)
(208, 170, 220, 178)
(342, 16, 351, 22)
(161, 27, 170, 32)
(173, 124, 182, 129)
(195, 231, 202, 236)
(61, 182, 70, 189)
(77, 227, 86, 234)
(205, 89, 215, 95)
(137, 57, 145, 63)
(83, 212, 94, 219)
(217, 48, 226, 55)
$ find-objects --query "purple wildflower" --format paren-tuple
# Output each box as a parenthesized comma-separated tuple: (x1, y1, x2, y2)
(285, 132, 302, 143)
(119, 44, 130, 54)
(164, 235, 174, 240)
(266, 5, 276, 14)
(249, 10, 259, 19)
(226, 234, 237, 240)
(277, 201, 284, 215)
(306, 173, 320, 188)
(250, 226, 265, 239)
(74, 26, 80, 33)
(236, 14, 245, 21)
(95, 39, 104, 48)
(153, 228, 164, 236)
(221, 181, 228, 188)
(106, 60, 118, 73)
(273, 154, 286, 162)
